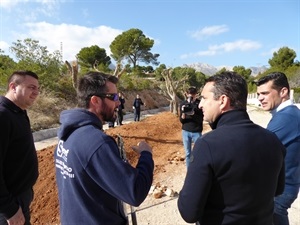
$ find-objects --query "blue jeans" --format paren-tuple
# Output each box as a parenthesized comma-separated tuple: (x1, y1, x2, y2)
(182, 130, 201, 167)
(273, 189, 299, 225)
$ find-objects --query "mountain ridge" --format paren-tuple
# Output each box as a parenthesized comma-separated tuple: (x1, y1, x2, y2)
(183, 62, 268, 77)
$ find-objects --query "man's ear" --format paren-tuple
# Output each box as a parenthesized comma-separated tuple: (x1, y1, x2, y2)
(280, 87, 289, 98)
(220, 95, 230, 110)
(90, 96, 101, 108)
(9, 82, 17, 92)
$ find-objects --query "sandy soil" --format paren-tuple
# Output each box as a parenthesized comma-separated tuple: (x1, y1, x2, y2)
(30, 105, 300, 225)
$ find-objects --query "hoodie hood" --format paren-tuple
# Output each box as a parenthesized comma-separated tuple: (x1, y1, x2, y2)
(57, 108, 103, 140)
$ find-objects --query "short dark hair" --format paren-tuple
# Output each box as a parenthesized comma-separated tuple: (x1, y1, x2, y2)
(206, 71, 247, 110)
(255, 72, 290, 95)
(187, 87, 197, 95)
(7, 70, 39, 91)
(77, 71, 118, 108)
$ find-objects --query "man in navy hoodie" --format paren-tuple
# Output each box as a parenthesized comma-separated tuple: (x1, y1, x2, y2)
(54, 71, 154, 225)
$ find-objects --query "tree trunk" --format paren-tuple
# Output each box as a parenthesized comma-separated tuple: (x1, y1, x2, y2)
(65, 60, 78, 89)
(161, 69, 189, 115)
(113, 62, 126, 78)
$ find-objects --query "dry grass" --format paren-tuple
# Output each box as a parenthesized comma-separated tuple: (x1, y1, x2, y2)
(28, 91, 77, 131)
(28, 89, 170, 132)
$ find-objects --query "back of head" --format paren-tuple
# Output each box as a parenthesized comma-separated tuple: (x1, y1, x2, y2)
(77, 71, 118, 108)
(256, 72, 290, 95)
(187, 87, 197, 95)
(206, 71, 248, 110)
(7, 70, 39, 91)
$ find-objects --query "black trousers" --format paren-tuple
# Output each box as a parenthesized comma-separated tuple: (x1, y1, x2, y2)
(0, 188, 33, 225)
(134, 108, 141, 121)
(117, 110, 124, 125)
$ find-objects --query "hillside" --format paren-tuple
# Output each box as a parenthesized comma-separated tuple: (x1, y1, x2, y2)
(27, 89, 170, 131)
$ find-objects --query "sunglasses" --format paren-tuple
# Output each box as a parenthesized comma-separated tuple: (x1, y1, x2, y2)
(94, 93, 119, 101)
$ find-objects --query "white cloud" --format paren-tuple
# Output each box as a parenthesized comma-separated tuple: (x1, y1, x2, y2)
(0, 0, 56, 9)
(189, 25, 229, 40)
(181, 39, 262, 59)
(0, 0, 23, 9)
(208, 39, 262, 53)
(22, 22, 122, 61)
(1, 0, 60, 18)
(0, 41, 10, 52)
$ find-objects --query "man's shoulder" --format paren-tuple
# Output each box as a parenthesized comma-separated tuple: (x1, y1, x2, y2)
(276, 105, 300, 117)
(289, 104, 300, 112)
(0, 96, 8, 109)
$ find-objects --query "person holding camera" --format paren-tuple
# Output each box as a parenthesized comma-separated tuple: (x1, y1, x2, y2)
(179, 87, 204, 168)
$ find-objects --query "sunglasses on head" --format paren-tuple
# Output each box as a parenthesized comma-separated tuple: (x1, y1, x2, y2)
(94, 93, 119, 101)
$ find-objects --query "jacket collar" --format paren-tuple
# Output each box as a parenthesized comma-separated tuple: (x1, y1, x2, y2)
(209, 109, 250, 130)
(0, 96, 25, 114)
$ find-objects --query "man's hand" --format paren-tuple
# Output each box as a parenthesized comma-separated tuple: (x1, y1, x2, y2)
(181, 113, 186, 119)
(7, 207, 25, 225)
(131, 141, 152, 155)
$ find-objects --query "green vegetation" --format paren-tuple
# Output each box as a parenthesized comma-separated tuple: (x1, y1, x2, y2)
(0, 28, 299, 130)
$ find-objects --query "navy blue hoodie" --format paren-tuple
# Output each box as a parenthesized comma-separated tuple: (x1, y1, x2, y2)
(54, 109, 154, 225)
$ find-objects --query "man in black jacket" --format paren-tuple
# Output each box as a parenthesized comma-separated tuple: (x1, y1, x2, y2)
(132, 94, 144, 121)
(117, 92, 125, 125)
(0, 71, 40, 225)
(178, 71, 286, 225)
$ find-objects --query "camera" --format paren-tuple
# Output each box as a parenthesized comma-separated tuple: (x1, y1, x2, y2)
(181, 96, 195, 115)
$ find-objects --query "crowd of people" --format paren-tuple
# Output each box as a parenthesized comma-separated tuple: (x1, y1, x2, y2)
(1, 69, 299, 225)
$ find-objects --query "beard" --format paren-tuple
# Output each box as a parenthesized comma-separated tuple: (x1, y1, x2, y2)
(100, 106, 117, 122)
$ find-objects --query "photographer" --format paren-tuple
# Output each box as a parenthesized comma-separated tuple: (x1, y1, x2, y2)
(179, 87, 203, 168)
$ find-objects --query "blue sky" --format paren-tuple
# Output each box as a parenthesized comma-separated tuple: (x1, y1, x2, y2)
(0, 0, 299, 69)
